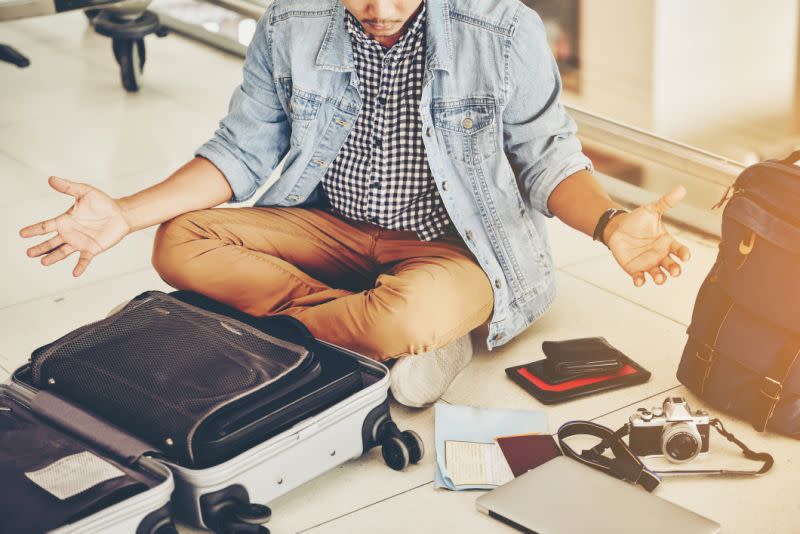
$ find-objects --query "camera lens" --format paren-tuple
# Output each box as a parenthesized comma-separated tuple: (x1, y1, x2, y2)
(665, 433, 698, 461)
(661, 422, 702, 463)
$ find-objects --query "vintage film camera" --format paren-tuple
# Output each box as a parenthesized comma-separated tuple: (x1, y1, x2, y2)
(628, 397, 710, 463)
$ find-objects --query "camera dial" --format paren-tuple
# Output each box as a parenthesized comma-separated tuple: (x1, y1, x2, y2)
(661, 422, 702, 463)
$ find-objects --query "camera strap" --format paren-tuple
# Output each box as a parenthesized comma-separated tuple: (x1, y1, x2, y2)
(649, 418, 774, 477)
(557, 419, 773, 491)
(557, 420, 662, 492)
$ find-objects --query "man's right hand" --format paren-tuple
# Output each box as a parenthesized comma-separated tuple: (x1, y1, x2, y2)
(19, 176, 131, 277)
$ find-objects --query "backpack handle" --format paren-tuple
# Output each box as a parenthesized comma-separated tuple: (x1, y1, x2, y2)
(781, 150, 800, 165)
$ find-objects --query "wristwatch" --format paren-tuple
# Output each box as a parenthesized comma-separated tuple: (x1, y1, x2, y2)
(593, 208, 628, 246)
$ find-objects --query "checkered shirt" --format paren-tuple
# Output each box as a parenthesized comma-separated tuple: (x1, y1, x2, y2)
(321, 4, 453, 241)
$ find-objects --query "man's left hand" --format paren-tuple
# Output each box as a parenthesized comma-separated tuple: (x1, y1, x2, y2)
(604, 186, 691, 287)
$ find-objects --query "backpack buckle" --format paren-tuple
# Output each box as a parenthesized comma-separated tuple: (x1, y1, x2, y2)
(760, 376, 782, 402)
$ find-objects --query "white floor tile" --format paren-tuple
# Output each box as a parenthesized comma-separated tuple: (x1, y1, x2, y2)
(260, 403, 438, 534)
(0, 151, 52, 207)
(3, 193, 160, 309)
(0, 268, 170, 371)
(546, 217, 608, 268)
(591, 387, 800, 534)
(443, 271, 688, 432)
(562, 233, 718, 326)
(301, 482, 511, 534)
(0, 87, 220, 182)
(0, 12, 102, 50)
(129, 32, 244, 117)
(1, 42, 117, 127)
(0, 357, 10, 378)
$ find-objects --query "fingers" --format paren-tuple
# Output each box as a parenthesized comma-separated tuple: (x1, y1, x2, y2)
(670, 239, 691, 262)
(73, 251, 94, 277)
(19, 217, 58, 238)
(48, 176, 90, 198)
(649, 266, 667, 285)
(632, 258, 682, 287)
(649, 185, 687, 215)
(26, 235, 64, 258)
(660, 256, 681, 278)
(41, 244, 75, 266)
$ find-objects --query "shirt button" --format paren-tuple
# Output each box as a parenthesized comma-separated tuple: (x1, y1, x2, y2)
(425, 127, 433, 137)
(465, 230, 474, 240)
(494, 278, 503, 289)
(462, 117, 474, 130)
(441, 181, 449, 191)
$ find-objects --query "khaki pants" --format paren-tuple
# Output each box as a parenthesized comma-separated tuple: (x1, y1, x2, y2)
(152, 207, 494, 361)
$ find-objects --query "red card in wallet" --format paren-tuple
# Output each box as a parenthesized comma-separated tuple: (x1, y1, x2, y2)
(495, 434, 562, 478)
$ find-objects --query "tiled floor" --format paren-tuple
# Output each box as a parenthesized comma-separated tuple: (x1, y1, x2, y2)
(2, 12, 798, 534)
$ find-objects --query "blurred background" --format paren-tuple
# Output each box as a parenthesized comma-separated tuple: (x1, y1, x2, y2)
(2, 0, 799, 236)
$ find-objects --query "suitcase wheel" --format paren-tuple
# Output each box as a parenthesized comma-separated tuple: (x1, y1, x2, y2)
(382, 436, 410, 471)
(399, 429, 424, 465)
(203, 493, 272, 534)
(376, 420, 425, 470)
(231, 503, 272, 525)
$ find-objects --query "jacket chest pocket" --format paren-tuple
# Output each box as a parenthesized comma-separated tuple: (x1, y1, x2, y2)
(279, 78, 323, 147)
(432, 98, 497, 165)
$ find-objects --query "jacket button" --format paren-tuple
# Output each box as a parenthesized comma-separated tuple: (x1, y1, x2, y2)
(494, 278, 503, 289)
(465, 229, 474, 240)
(493, 333, 505, 342)
(442, 181, 449, 191)
(426, 127, 433, 137)
(462, 117, 474, 129)
(288, 194, 300, 202)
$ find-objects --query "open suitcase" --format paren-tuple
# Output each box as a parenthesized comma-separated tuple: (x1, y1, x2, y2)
(2, 290, 423, 533)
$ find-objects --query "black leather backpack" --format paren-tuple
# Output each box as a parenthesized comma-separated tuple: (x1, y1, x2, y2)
(677, 151, 800, 437)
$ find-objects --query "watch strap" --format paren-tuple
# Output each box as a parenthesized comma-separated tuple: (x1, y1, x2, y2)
(593, 208, 627, 246)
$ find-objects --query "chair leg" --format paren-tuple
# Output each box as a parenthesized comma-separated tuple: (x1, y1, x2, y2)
(0, 44, 30, 68)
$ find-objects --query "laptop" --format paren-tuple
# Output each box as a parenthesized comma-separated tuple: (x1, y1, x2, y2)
(476, 457, 720, 534)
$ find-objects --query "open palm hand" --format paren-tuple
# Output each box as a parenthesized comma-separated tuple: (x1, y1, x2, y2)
(20, 176, 130, 277)
(606, 186, 691, 287)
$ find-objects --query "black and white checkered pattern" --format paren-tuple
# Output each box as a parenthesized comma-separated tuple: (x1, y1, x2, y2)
(321, 4, 453, 241)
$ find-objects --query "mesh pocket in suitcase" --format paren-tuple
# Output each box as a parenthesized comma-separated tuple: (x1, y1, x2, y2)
(30, 291, 311, 466)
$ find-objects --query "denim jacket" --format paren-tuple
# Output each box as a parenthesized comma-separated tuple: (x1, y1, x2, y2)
(196, 0, 594, 350)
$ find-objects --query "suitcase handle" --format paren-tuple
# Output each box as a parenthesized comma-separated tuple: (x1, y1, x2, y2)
(780, 150, 800, 166)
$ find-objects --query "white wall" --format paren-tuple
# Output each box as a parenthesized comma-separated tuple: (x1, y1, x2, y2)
(561, 0, 657, 131)
(652, 0, 799, 141)
(561, 0, 799, 153)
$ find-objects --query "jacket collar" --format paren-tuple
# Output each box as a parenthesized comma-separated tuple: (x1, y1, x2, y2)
(315, 0, 453, 72)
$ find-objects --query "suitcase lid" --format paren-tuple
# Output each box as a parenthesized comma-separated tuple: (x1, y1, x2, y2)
(0, 379, 175, 534)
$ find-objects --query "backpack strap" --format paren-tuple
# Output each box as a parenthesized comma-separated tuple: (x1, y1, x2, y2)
(779, 150, 800, 166)
(694, 277, 734, 395)
(751, 337, 800, 432)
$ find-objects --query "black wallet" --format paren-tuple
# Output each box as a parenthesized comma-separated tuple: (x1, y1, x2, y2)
(542, 337, 624, 381)
(505, 337, 651, 404)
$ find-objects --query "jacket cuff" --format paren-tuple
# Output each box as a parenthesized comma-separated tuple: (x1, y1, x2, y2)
(534, 154, 595, 217)
(195, 140, 258, 203)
